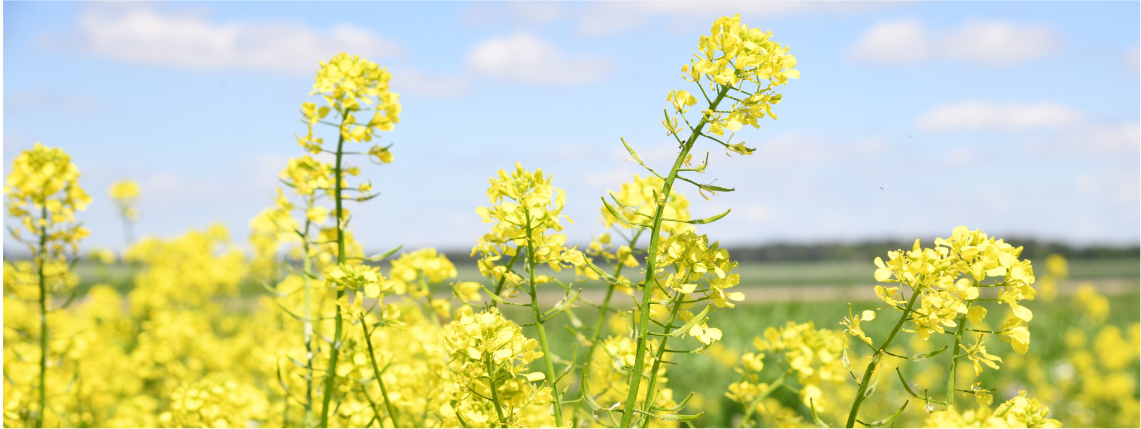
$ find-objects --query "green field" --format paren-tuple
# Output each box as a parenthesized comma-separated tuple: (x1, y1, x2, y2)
(457, 257, 1140, 287)
(66, 256, 1140, 297)
(504, 292, 1141, 427)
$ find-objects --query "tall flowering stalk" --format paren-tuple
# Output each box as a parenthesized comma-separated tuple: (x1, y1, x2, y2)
(570, 174, 690, 423)
(293, 52, 401, 428)
(108, 179, 140, 247)
(472, 163, 588, 427)
(4, 143, 91, 428)
(838, 227, 1042, 427)
(578, 15, 797, 427)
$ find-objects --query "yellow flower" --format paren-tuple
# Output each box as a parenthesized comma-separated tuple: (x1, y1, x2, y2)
(960, 339, 1003, 375)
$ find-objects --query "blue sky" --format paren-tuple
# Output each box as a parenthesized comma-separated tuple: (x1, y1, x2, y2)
(4, 1, 1139, 255)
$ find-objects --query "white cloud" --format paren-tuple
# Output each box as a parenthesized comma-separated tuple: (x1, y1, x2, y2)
(847, 18, 933, 65)
(942, 20, 1059, 66)
(1077, 168, 1140, 204)
(754, 132, 891, 163)
(5, 89, 99, 113)
(53, 4, 403, 74)
(1025, 121, 1140, 157)
(916, 100, 1083, 132)
(578, 2, 887, 37)
(389, 69, 469, 98)
(467, 32, 612, 86)
(1124, 45, 1140, 73)
(850, 18, 1060, 67)
(464, 3, 566, 27)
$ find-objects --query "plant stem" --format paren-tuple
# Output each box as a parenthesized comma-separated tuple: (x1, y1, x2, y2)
(319, 112, 350, 428)
(524, 211, 563, 426)
(571, 228, 644, 423)
(302, 217, 315, 428)
(620, 83, 731, 428)
(640, 294, 685, 426)
(484, 354, 508, 427)
(489, 252, 522, 308)
(945, 313, 968, 413)
(360, 315, 401, 427)
(845, 281, 923, 428)
(36, 204, 47, 429)
(738, 370, 791, 428)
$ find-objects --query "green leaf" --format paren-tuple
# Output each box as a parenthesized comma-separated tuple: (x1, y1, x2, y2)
(365, 245, 403, 262)
(601, 197, 651, 228)
(556, 343, 578, 384)
(909, 345, 949, 361)
(860, 401, 908, 428)
(669, 305, 711, 337)
(638, 410, 704, 423)
(584, 257, 620, 285)
(620, 137, 642, 164)
(543, 288, 582, 320)
(258, 280, 286, 297)
(579, 364, 606, 411)
(275, 301, 314, 323)
(809, 398, 830, 428)
(676, 175, 735, 193)
(652, 392, 694, 413)
(664, 208, 731, 225)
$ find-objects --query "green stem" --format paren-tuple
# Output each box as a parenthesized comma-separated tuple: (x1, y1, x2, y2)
(37, 204, 48, 429)
(640, 293, 684, 427)
(524, 211, 563, 426)
(484, 354, 508, 427)
(571, 228, 644, 423)
(620, 83, 732, 428)
(360, 315, 401, 427)
(489, 252, 522, 308)
(945, 312, 968, 413)
(845, 280, 923, 428)
(319, 112, 351, 428)
(302, 215, 316, 428)
(738, 370, 791, 428)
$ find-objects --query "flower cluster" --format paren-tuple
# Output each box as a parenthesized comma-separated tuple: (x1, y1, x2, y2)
(109, 179, 141, 221)
(656, 229, 742, 309)
(389, 248, 457, 297)
(472, 163, 586, 294)
(924, 391, 1062, 428)
(437, 307, 553, 427)
(728, 321, 847, 420)
(602, 174, 692, 234)
(4, 143, 91, 254)
(299, 53, 400, 154)
(281, 155, 335, 199)
(664, 14, 799, 153)
(582, 335, 678, 426)
(159, 379, 268, 428)
(870, 226, 1037, 357)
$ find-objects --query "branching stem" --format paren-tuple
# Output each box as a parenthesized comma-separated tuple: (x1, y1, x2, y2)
(620, 83, 732, 428)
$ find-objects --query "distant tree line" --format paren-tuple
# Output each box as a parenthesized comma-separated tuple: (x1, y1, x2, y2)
(4, 239, 1136, 265)
(436, 238, 1140, 265)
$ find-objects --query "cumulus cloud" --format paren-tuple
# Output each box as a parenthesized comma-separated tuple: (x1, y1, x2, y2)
(1124, 45, 1141, 73)
(1025, 121, 1140, 158)
(48, 4, 403, 74)
(389, 69, 469, 98)
(850, 18, 1060, 66)
(5, 89, 100, 113)
(916, 100, 1083, 132)
(467, 32, 612, 86)
(577, 2, 886, 37)
(464, 2, 566, 27)
(847, 18, 934, 65)
(754, 132, 892, 163)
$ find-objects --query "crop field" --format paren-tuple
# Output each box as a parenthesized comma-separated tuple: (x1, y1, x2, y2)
(5, 8, 1139, 429)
